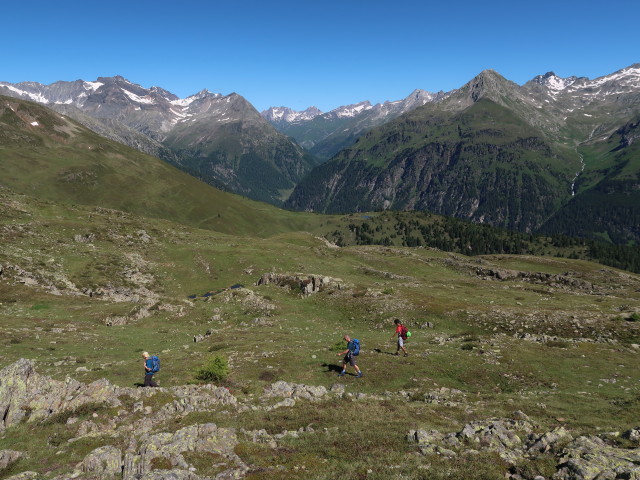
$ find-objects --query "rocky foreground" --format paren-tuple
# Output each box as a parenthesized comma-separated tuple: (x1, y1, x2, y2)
(0, 359, 638, 479)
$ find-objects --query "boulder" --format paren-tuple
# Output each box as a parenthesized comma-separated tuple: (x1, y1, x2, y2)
(622, 426, 640, 444)
(77, 445, 122, 477)
(0, 450, 22, 470)
(554, 435, 640, 479)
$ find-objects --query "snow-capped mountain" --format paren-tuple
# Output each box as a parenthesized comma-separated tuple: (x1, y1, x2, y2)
(0, 76, 243, 138)
(285, 64, 640, 244)
(262, 106, 323, 125)
(0, 76, 316, 206)
(260, 88, 447, 161)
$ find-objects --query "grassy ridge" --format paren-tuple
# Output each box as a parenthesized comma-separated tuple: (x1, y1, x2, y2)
(0, 95, 317, 237)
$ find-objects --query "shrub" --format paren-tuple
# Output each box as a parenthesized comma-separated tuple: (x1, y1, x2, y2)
(195, 356, 230, 383)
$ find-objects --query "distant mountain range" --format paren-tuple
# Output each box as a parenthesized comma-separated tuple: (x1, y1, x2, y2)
(261, 89, 448, 161)
(285, 64, 640, 243)
(2, 65, 639, 243)
(0, 76, 316, 205)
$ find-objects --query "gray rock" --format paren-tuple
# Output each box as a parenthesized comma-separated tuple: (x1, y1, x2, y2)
(77, 445, 122, 477)
(622, 426, 640, 444)
(262, 381, 328, 401)
(2, 473, 39, 480)
(122, 423, 246, 480)
(256, 272, 343, 295)
(0, 359, 118, 429)
(554, 435, 640, 480)
(0, 450, 22, 470)
(527, 427, 573, 454)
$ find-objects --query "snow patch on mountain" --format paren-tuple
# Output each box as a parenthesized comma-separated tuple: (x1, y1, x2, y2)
(0, 83, 49, 103)
(262, 106, 323, 123)
(121, 88, 156, 105)
(84, 81, 104, 91)
(333, 101, 373, 118)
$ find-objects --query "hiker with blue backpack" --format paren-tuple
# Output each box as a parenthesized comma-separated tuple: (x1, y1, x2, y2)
(336, 335, 363, 377)
(142, 351, 160, 387)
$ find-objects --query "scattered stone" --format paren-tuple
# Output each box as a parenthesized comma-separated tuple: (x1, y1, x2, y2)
(193, 329, 212, 343)
(0, 450, 22, 470)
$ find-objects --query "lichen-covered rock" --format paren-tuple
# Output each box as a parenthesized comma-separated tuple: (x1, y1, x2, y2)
(122, 423, 246, 480)
(527, 426, 573, 454)
(554, 436, 640, 480)
(77, 445, 122, 477)
(0, 450, 22, 470)
(262, 381, 328, 401)
(408, 418, 534, 464)
(139, 470, 202, 480)
(159, 384, 237, 418)
(2, 473, 39, 480)
(0, 359, 121, 430)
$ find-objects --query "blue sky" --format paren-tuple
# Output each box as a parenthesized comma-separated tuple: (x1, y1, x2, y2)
(2, 0, 638, 112)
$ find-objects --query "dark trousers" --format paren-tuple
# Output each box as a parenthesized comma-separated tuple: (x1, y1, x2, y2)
(144, 374, 158, 387)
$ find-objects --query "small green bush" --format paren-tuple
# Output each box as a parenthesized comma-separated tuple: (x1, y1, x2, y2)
(628, 313, 640, 322)
(195, 356, 230, 383)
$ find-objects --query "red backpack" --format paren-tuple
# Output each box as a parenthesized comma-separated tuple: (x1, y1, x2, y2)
(400, 325, 408, 340)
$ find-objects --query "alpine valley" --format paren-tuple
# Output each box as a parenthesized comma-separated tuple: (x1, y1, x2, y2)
(1, 65, 640, 480)
(3, 65, 639, 246)
(283, 65, 640, 244)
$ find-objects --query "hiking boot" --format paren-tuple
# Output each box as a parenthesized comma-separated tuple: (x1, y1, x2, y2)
(404, 353, 409, 357)
(337, 371, 346, 377)
(356, 372, 363, 378)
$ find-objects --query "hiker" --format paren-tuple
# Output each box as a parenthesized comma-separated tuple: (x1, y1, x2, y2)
(390, 319, 409, 356)
(336, 335, 363, 377)
(142, 351, 159, 387)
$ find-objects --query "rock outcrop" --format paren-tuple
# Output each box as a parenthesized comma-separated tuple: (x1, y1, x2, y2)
(256, 273, 344, 295)
(0, 359, 120, 430)
(408, 418, 640, 479)
(554, 436, 640, 480)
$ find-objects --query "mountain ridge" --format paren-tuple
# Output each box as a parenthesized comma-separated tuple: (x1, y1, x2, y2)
(0, 77, 315, 206)
(285, 64, 640, 242)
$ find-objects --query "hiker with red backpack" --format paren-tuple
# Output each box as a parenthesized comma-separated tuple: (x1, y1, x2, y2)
(390, 319, 409, 356)
(336, 335, 363, 377)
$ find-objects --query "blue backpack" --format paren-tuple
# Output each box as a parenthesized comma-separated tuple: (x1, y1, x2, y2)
(349, 339, 360, 356)
(150, 355, 160, 373)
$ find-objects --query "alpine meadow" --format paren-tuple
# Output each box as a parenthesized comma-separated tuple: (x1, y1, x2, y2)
(1, 53, 640, 480)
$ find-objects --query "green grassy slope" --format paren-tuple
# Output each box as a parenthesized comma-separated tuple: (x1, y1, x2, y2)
(1, 186, 639, 479)
(0, 95, 316, 237)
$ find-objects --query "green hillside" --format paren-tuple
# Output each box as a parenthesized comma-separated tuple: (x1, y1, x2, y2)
(0, 95, 314, 237)
(540, 117, 640, 244)
(287, 98, 579, 233)
(0, 185, 639, 479)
